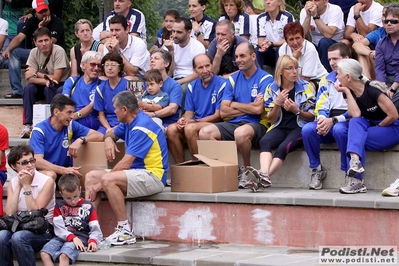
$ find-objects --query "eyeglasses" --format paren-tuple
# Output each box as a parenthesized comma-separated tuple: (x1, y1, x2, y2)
(15, 158, 36, 166)
(384, 19, 399, 25)
(102, 63, 120, 68)
(89, 62, 102, 68)
(283, 66, 301, 71)
(62, 191, 81, 202)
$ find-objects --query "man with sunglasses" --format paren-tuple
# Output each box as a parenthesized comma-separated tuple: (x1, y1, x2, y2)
(62, 51, 103, 130)
(375, 4, 399, 102)
(20, 27, 70, 138)
(29, 94, 103, 182)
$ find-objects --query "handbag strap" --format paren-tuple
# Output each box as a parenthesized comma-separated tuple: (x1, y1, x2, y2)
(40, 49, 53, 72)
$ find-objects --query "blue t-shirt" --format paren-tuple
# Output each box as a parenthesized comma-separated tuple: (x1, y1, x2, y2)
(114, 111, 169, 185)
(62, 76, 100, 117)
(222, 68, 274, 123)
(141, 91, 169, 107)
(185, 75, 226, 120)
(160, 77, 183, 127)
(30, 119, 90, 167)
(366, 27, 387, 49)
(94, 78, 128, 127)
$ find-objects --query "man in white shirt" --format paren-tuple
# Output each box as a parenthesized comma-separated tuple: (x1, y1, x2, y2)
(93, 0, 146, 43)
(103, 15, 149, 79)
(164, 17, 205, 86)
(300, 0, 344, 72)
(343, 0, 383, 46)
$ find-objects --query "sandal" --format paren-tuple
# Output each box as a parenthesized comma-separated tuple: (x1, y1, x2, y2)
(4, 93, 22, 99)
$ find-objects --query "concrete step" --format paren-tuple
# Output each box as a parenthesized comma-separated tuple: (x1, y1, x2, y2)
(0, 99, 22, 105)
(0, 69, 27, 101)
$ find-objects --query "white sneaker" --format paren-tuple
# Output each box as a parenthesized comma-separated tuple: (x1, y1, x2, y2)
(382, 179, 399, 197)
(106, 226, 136, 245)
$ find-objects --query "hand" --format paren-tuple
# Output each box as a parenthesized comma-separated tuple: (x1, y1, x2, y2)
(309, 4, 317, 17)
(69, 139, 84, 158)
(87, 242, 98, 252)
(18, 169, 34, 187)
(88, 183, 102, 202)
(254, 93, 264, 103)
(335, 83, 350, 94)
(191, 20, 201, 34)
(351, 33, 364, 43)
(104, 137, 119, 162)
(216, 39, 230, 56)
(62, 166, 82, 178)
(282, 98, 298, 113)
(19, 13, 32, 22)
(176, 117, 187, 130)
(292, 48, 302, 59)
(105, 36, 120, 53)
(25, 66, 36, 79)
(316, 117, 333, 136)
(369, 50, 375, 60)
(276, 89, 289, 106)
(73, 237, 85, 251)
(353, 2, 366, 15)
(39, 15, 51, 28)
(304, 1, 314, 16)
(163, 39, 174, 52)
(387, 90, 394, 99)
(258, 40, 270, 53)
(2, 49, 10, 60)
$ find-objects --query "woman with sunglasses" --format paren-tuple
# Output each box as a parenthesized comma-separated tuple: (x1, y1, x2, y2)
(244, 55, 316, 192)
(0, 145, 55, 266)
(70, 19, 104, 77)
(94, 52, 128, 135)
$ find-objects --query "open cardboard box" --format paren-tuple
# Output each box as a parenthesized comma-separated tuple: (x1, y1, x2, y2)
(171, 140, 238, 193)
(73, 142, 125, 187)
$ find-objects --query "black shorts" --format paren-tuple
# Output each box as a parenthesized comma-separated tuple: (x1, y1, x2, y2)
(214, 121, 266, 147)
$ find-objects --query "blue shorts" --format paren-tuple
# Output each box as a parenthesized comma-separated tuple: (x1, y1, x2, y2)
(0, 171, 7, 185)
(41, 236, 82, 264)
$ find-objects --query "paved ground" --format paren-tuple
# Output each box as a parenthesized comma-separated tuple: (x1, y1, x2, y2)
(0, 105, 23, 137)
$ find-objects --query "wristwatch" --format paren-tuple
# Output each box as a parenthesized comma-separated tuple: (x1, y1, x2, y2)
(194, 31, 201, 37)
(23, 190, 32, 195)
(332, 117, 338, 124)
(33, 71, 38, 78)
(79, 136, 86, 144)
(76, 112, 82, 119)
(152, 112, 157, 117)
(354, 14, 361, 20)
(389, 87, 396, 93)
(313, 15, 320, 20)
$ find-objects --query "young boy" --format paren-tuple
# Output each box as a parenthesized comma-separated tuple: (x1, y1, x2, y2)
(40, 174, 103, 266)
(139, 69, 169, 131)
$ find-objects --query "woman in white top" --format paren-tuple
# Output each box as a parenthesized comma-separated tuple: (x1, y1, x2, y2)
(189, 0, 217, 49)
(279, 22, 328, 90)
(0, 145, 55, 266)
(218, 0, 250, 39)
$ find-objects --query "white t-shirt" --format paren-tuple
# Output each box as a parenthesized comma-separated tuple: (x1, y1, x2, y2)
(103, 35, 150, 79)
(173, 38, 205, 79)
(346, 1, 383, 29)
(279, 39, 328, 80)
(300, 3, 344, 45)
(257, 11, 294, 43)
(0, 18, 8, 36)
(248, 14, 259, 47)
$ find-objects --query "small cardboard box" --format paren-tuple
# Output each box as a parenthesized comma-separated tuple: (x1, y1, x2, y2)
(73, 141, 126, 180)
(171, 141, 238, 193)
(33, 104, 51, 126)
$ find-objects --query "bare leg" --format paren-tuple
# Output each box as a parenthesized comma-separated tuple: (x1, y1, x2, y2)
(185, 122, 211, 158)
(259, 152, 273, 174)
(235, 125, 255, 167)
(59, 253, 70, 266)
(101, 171, 128, 221)
(199, 124, 221, 140)
(166, 123, 186, 164)
(84, 169, 107, 210)
(40, 252, 55, 266)
(268, 158, 284, 176)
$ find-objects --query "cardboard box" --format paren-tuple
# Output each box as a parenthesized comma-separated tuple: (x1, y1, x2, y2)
(73, 141, 126, 182)
(171, 141, 238, 193)
(33, 104, 51, 126)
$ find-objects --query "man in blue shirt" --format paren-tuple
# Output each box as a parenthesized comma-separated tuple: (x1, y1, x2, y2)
(167, 53, 226, 164)
(30, 94, 103, 180)
(200, 42, 274, 187)
(85, 91, 168, 246)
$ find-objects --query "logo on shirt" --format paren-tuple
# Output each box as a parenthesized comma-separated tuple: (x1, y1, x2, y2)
(211, 91, 217, 104)
(367, 105, 378, 112)
(62, 134, 69, 148)
(251, 84, 258, 97)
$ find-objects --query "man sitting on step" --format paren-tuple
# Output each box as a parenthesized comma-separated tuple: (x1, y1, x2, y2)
(302, 42, 351, 190)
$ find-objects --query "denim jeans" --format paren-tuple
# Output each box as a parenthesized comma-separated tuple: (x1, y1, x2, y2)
(0, 229, 54, 266)
(9, 47, 30, 95)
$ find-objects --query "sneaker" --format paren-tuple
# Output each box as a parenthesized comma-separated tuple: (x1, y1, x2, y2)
(308, 166, 327, 190)
(246, 166, 272, 189)
(347, 157, 364, 176)
(238, 166, 249, 188)
(20, 125, 32, 139)
(339, 177, 367, 194)
(382, 178, 399, 197)
(246, 180, 259, 193)
(106, 226, 136, 245)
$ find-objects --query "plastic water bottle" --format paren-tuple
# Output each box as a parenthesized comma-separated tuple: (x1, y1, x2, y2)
(98, 239, 111, 250)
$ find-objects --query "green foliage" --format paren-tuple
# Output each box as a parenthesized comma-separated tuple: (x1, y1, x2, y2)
(63, 0, 100, 53)
(131, 0, 162, 47)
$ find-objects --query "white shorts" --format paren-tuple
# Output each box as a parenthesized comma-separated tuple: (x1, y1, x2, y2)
(123, 169, 164, 198)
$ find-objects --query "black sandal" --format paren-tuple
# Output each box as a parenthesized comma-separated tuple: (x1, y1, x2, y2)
(4, 93, 22, 99)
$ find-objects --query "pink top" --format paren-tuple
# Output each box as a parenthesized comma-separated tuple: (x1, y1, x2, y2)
(11, 171, 55, 224)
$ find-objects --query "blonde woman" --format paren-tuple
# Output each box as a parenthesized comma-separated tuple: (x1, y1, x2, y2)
(244, 55, 316, 192)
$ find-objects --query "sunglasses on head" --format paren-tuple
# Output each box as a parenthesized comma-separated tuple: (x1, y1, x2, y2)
(16, 158, 36, 166)
(384, 19, 399, 25)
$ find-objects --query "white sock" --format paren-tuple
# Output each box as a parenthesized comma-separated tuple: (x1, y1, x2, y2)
(316, 164, 322, 171)
(117, 220, 131, 231)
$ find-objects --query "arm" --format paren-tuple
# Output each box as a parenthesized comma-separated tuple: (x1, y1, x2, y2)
(24, 178, 55, 211)
(196, 109, 222, 123)
(5, 181, 22, 214)
(34, 154, 81, 176)
(112, 154, 135, 172)
(377, 94, 399, 126)
(98, 111, 111, 130)
(74, 101, 94, 120)
(220, 94, 264, 118)
(177, 73, 199, 85)
(300, 5, 312, 38)
(70, 47, 78, 77)
(314, 21, 338, 39)
(3, 32, 26, 59)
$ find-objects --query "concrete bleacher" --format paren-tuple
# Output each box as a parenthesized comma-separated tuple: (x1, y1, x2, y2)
(0, 69, 27, 105)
